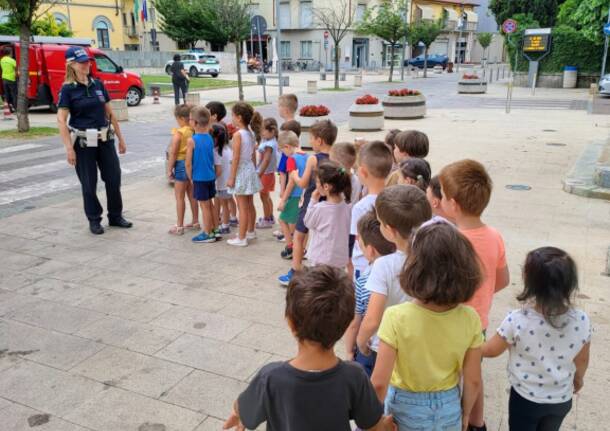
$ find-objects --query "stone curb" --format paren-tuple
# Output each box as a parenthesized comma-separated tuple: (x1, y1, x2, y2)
(563, 138, 610, 200)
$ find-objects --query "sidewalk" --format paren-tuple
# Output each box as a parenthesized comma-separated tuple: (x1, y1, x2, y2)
(0, 78, 609, 430)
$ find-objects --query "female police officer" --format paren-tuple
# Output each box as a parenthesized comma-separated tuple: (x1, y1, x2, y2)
(57, 46, 132, 235)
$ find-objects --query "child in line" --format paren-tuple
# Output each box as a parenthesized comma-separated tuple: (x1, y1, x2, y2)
(331, 141, 362, 205)
(350, 142, 394, 282)
(211, 123, 233, 235)
(483, 247, 591, 431)
(256, 118, 279, 229)
(439, 159, 510, 430)
(167, 104, 198, 235)
(384, 129, 401, 171)
(344, 210, 396, 376)
(223, 265, 395, 431)
(371, 222, 484, 431)
(426, 175, 453, 223)
(227, 102, 262, 247)
(186, 106, 221, 243)
(207, 101, 237, 226)
(277, 131, 308, 260)
(398, 158, 431, 191)
(276, 95, 299, 207)
(386, 130, 429, 187)
(303, 160, 352, 269)
(278, 120, 337, 286)
(356, 185, 432, 358)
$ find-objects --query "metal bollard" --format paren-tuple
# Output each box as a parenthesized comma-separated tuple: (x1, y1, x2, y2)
(489, 68, 494, 83)
(496, 66, 500, 81)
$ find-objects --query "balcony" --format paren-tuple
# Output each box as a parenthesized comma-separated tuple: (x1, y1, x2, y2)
(123, 26, 137, 38)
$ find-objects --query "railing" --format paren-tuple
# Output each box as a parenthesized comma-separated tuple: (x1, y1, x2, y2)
(123, 26, 137, 38)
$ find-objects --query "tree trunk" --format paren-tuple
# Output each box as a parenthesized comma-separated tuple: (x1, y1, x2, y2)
(235, 42, 244, 101)
(17, 24, 31, 132)
(388, 44, 395, 82)
(334, 43, 340, 90)
(423, 47, 428, 78)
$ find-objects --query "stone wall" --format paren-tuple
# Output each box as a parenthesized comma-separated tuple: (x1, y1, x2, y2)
(514, 72, 598, 89)
(105, 50, 239, 74)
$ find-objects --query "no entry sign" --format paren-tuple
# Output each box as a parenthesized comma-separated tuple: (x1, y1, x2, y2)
(502, 19, 517, 34)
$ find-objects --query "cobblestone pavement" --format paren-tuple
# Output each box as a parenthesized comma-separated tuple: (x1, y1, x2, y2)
(0, 71, 608, 431)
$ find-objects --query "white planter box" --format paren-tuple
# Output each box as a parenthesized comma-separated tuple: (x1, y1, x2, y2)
(298, 114, 330, 150)
(382, 94, 426, 119)
(349, 103, 384, 131)
(458, 80, 487, 94)
(307, 80, 317, 94)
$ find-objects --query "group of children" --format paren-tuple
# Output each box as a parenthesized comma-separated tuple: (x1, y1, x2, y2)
(165, 94, 591, 431)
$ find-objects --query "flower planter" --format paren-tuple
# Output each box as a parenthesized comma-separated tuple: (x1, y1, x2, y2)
(382, 94, 426, 120)
(458, 79, 487, 94)
(299, 115, 330, 150)
(349, 103, 384, 131)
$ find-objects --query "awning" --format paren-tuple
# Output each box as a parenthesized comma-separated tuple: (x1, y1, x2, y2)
(416, 5, 435, 20)
(443, 7, 458, 21)
(465, 10, 478, 23)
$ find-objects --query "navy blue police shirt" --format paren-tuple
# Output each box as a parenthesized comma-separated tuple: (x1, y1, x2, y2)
(57, 78, 110, 129)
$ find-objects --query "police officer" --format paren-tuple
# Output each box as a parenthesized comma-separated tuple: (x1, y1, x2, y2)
(57, 46, 132, 235)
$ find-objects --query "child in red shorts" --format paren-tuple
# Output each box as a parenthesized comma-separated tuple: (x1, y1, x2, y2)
(256, 118, 279, 229)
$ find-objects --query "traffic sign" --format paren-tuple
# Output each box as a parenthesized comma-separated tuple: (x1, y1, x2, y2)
(604, 22, 610, 36)
(502, 19, 517, 34)
(251, 15, 267, 35)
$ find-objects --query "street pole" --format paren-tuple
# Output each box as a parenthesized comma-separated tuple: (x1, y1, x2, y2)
(275, 0, 283, 95)
(400, 0, 408, 81)
(601, 7, 610, 79)
(258, 26, 267, 104)
(66, 0, 72, 31)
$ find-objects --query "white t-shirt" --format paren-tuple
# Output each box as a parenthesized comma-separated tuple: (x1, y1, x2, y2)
(350, 194, 377, 273)
(364, 250, 410, 351)
(498, 307, 592, 404)
(350, 173, 362, 206)
(215, 146, 233, 191)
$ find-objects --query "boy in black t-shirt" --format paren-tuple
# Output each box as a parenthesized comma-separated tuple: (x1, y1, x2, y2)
(223, 266, 395, 431)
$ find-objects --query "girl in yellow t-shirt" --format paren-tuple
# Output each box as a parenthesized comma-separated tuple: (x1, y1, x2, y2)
(167, 104, 198, 235)
(371, 221, 484, 431)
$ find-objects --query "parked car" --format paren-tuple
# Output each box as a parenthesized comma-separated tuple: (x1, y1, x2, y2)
(599, 74, 610, 96)
(0, 35, 145, 109)
(165, 53, 220, 78)
(405, 54, 449, 69)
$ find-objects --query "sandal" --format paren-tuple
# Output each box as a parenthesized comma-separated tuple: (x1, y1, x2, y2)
(169, 225, 184, 235)
(185, 222, 201, 230)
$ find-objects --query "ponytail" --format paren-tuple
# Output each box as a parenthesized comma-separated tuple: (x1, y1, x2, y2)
(316, 160, 352, 203)
(250, 111, 263, 143)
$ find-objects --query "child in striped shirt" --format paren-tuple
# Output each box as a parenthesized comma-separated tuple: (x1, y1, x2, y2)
(344, 209, 396, 376)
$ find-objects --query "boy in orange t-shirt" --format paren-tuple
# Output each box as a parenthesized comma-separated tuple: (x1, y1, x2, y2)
(439, 159, 510, 431)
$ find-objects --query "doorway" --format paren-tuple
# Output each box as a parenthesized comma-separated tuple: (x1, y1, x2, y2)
(352, 38, 369, 68)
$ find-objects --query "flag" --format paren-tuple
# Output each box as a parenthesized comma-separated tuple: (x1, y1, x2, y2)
(141, 0, 148, 22)
(133, 0, 140, 22)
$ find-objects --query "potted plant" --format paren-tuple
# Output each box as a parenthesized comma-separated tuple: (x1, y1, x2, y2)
(382, 88, 426, 119)
(298, 105, 331, 150)
(458, 73, 487, 94)
(349, 94, 384, 131)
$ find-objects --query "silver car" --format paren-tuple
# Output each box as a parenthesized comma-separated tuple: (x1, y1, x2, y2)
(599, 74, 610, 96)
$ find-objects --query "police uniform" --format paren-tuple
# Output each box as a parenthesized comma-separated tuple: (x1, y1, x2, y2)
(58, 51, 130, 234)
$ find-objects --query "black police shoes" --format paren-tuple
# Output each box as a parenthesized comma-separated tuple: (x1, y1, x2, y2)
(109, 217, 133, 228)
(89, 221, 104, 235)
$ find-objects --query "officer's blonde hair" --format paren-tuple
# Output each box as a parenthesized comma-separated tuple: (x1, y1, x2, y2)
(64, 61, 79, 84)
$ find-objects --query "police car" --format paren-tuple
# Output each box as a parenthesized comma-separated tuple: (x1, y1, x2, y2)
(165, 53, 221, 78)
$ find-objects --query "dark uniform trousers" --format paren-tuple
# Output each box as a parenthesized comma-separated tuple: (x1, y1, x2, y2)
(74, 138, 123, 223)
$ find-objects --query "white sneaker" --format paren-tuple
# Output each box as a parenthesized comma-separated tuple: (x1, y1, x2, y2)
(272, 230, 282, 238)
(227, 237, 248, 247)
(246, 230, 257, 240)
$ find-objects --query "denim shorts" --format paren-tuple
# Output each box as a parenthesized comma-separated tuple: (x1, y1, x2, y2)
(354, 348, 377, 377)
(174, 160, 187, 182)
(385, 385, 461, 431)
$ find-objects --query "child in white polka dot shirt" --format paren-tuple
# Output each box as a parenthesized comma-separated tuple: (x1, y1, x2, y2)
(482, 247, 591, 431)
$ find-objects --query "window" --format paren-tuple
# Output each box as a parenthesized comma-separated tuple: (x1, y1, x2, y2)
(53, 12, 68, 25)
(96, 22, 110, 49)
(300, 40, 313, 58)
(94, 54, 118, 73)
(355, 4, 366, 22)
(280, 41, 291, 58)
(300, 1, 312, 27)
(279, 2, 291, 28)
(248, 3, 260, 16)
(122, 13, 127, 26)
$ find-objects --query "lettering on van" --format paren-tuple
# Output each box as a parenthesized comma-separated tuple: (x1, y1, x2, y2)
(103, 81, 121, 85)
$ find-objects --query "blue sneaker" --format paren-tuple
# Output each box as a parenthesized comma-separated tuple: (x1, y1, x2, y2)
(219, 226, 231, 235)
(192, 232, 216, 243)
(278, 269, 295, 286)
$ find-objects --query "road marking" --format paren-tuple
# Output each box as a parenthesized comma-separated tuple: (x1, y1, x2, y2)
(0, 143, 45, 154)
(0, 160, 69, 183)
(0, 148, 65, 166)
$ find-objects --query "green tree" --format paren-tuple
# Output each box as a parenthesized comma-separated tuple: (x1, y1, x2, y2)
(409, 20, 443, 78)
(477, 32, 493, 58)
(154, 0, 203, 49)
(489, 0, 565, 28)
(356, 0, 409, 82)
(0, 0, 58, 132)
(32, 13, 73, 37)
(558, 0, 608, 45)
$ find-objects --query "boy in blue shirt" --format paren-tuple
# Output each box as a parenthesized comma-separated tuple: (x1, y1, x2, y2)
(186, 106, 221, 243)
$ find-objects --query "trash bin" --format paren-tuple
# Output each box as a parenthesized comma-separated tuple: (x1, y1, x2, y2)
(563, 66, 577, 89)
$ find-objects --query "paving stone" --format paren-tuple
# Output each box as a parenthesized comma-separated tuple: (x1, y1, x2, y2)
(75, 290, 174, 323)
(207, 276, 287, 305)
(82, 272, 169, 298)
(151, 306, 252, 341)
(148, 283, 237, 312)
(25, 243, 104, 265)
(24, 259, 105, 283)
(17, 278, 102, 306)
(76, 315, 182, 355)
(193, 416, 227, 431)
(231, 323, 296, 357)
(0, 402, 88, 431)
(155, 334, 270, 380)
(71, 346, 193, 399)
(217, 296, 286, 328)
(0, 249, 48, 271)
(0, 361, 106, 417)
(0, 319, 104, 370)
(0, 290, 42, 317)
(0, 269, 40, 292)
(5, 299, 105, 334)
(162, 370, 246, 419)
(63, 387, 205, 431)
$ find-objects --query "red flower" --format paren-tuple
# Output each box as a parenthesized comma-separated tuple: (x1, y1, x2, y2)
(355, 94, 379, 105)
(388, 88, 421, 97)
(462, 74, 480, 80)
(299, 105, 331, 117)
